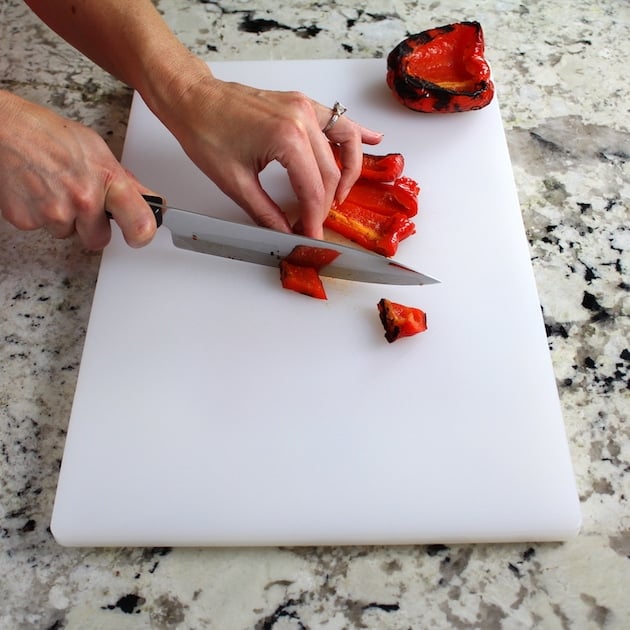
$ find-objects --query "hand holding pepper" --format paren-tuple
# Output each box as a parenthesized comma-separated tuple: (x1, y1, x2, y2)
(154, 76, 384, 240)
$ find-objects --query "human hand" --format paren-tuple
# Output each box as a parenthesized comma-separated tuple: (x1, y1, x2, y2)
(158, 75, 383, 240)
(0, 92, 159, 250)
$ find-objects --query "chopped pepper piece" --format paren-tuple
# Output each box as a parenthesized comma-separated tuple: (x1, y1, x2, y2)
(344, 176, 420, 218)
(324, 201, 415, 257)
(387, 21, 494, 113)
(280, 260, 327, 300)
(377, 298, 427, 343)
(279, 245, 340, 299)
(282, 244, 340, 270)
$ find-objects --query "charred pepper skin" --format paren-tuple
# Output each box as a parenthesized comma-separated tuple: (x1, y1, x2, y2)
(387, 21, 494, 113)
(377, 298, 427, 343)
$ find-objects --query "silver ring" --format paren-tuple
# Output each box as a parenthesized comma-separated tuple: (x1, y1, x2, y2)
(322, 101, 347, 133)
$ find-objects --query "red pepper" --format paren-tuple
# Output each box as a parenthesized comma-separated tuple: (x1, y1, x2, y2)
(279, 260, 327, 300)
(360, 152, 405, 182)
(279, 245, 340, 299)
(377, 298, 427, 343)
(330, 145, 405, 182)
(344, 176, 420, 218)
(386, 21, 494, 113)
(324, 201, 415, 257)
(282, 244, 340, 270)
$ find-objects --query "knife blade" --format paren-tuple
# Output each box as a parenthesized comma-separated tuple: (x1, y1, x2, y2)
(138, 194, 439, 286)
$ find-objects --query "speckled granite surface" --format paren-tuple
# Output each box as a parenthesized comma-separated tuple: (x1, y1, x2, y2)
(1, 0, 628, 628)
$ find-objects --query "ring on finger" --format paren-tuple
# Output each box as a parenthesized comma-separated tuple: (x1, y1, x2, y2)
(322, 101, 347, 133)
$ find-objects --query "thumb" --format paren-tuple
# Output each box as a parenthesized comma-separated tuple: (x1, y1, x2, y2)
(105, 178, 159, 248)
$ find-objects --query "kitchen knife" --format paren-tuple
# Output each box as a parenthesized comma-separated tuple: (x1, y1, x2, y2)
(133, 194, 439, 286)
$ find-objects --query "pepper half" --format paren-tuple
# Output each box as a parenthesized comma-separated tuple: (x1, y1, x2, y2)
(386, 21, 494, 113)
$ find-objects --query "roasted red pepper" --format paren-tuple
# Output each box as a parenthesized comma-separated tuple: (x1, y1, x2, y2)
(282, 244, 340, 270)
(330, 145, 405, 182)
(359, 152, 405, 182)
(280, 261, 327, 300)
(344, 176, 419, 218)
(387, 21, 494, 113)
(324, 201, 415, 257)
(279, 245, 340, 299)
(377, 298, 427, 343)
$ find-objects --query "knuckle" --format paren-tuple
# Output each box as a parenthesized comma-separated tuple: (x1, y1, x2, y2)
(45, 203, 70, 227)
(323, 162, 342, 186)
(1, 208, 37, 231)
(72, 189, 99, 216)
(285, 90, 311, 110)
(276, 92, 314, 134)
(44, 206, 75, 239)
(277, 116, 308, 145)
(342, 159, 362, 183)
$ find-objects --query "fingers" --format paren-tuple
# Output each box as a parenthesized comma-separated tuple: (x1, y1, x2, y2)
(40, 177, 158, 250)
(103, 178, 159, 248)
(0, 93, 160, 251)
(70, 193, 111, 250)
(280, 119, 340, 239)
(330, 130, 363, 204)
(264, 94, 373, 239)
(155, 78, 383, 241)
(58, 171, 160, 249)
(224, 170, 294, 234)
(322, 112, 383, 203)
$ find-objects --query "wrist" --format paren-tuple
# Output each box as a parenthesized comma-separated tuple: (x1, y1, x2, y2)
(134, 49, 217, 129)
(0, 90, 25, 135)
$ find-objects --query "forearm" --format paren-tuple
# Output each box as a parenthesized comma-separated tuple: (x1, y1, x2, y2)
(21, 0, 382, 239)
(24, 0, 211, 121)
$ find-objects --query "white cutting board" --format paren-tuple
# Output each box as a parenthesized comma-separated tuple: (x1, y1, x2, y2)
(51, 59, 581, 546)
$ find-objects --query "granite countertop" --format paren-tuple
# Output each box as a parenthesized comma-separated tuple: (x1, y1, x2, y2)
(1, 0, 628, 628)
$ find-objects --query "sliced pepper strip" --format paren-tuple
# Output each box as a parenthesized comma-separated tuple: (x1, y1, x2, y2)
(324, 201, 415, 257)
(330, 145, 405, 182)
(344, 176, 420, 218)
(360, 152, 405, 182)
(377, 298, 427, 343)
(279, 260, 327, 300)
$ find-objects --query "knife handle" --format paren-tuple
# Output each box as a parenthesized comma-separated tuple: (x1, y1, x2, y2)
(104, 194, 164, 227)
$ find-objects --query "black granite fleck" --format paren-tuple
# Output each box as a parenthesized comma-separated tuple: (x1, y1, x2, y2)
(102, 593, 146, 614)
